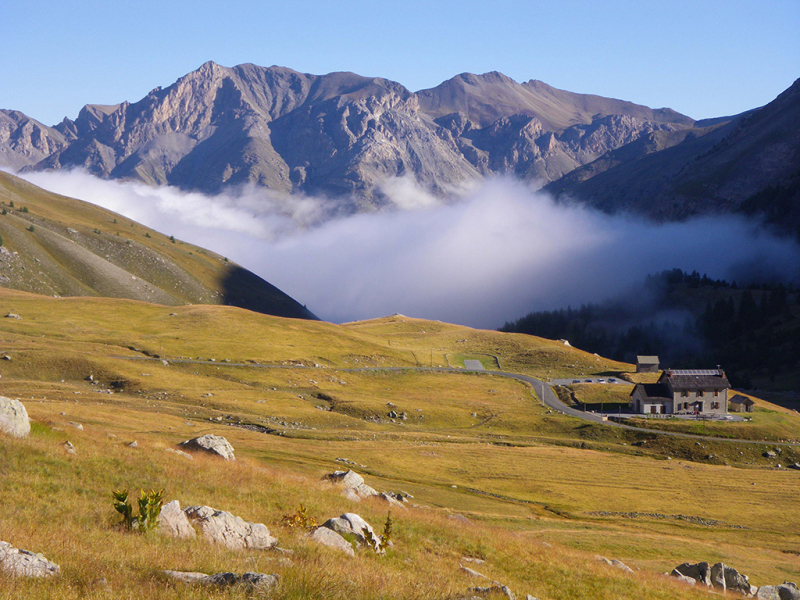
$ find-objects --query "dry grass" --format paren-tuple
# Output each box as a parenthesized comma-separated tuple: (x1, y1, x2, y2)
(1, 290, 799, 599)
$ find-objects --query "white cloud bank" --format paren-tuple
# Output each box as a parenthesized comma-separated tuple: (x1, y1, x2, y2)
(18, 169, 800, 328)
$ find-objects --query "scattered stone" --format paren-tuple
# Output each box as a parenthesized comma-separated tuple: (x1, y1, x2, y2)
(462, 557, 485, 564)
(179, 434, 235, 460)
(447, 514, 472, 525)
(670, 571, 697, 586)
(460, 565, 489, 578)
(672, 562, 711, 586)
(0, 396, 30, 438)
(0, 541, 60, 577)
(1, 355, 11, 361)
(165, 448, 193, 460)
(86, 375, 94, 382)
(164, 570, 279, 591)
(469, 584, 516, 600)
(309, 526, 355, 556)
(378, 492, 408, 509)
(4, 313, 21, 319)
(159, 500, 196, 539)
(598, 556, 634, 574)
(183, 505, 277, 550)
(63, 441, 76, 455)
(128, 440, 138, 448)
(321, 513, 381, 551)
(756, 582, 800, 600)
(764, 451, 777, 459)
(788, 463, 800, 470)
(323, 469, 378, 500)
(67, 422, 83, 431)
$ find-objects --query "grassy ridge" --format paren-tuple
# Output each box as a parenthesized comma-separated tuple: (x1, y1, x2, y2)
(1, 290, 799, 598)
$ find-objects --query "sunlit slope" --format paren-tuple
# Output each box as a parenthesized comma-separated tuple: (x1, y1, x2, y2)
(344, 314, 632, 378)
(0, 171, 315, 319)
(1, 291, 800, 599)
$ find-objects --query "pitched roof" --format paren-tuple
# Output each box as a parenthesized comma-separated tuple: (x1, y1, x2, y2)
(661, 370, 730, 391)
(632, 383, 671, 402)
(636, 355, 659, 364)
(729, 394, 755, 406)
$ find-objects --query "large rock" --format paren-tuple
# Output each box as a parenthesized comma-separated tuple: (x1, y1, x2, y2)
(598, 556, 634, 574)
(757, 582, 800, 600)
(309, 527, 355, 557)
(321, 513, 381, 551)
(720, 563, 752, 595)
(164, 570, 278, 590)
(178, 434, 235, 460)
(159, 500, 196, 539)
(183, 505, 277, 550)
(670, 571, 697, 586)
(0, 541, 60, 578)
(673, 562, 711, 586)
(324, 470, 378, 500)
(0, 397, 30, 438)
(711, 562, 727, 591)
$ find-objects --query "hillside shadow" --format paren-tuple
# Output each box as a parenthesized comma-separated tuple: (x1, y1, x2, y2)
(221, 265, 317, 320)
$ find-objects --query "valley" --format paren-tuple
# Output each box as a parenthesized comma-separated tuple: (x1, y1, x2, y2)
(2, 291, 799, 599)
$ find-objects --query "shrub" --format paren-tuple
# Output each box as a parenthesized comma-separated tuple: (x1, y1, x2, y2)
(20, 206, 28, 213)
(112, 488, 164, 534)
(28, 225, 35, 232)
(281, 503, 317, 530)
(144, 232, 151, 238)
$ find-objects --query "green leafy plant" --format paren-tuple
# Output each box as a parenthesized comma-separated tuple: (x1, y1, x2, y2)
(281, 503, 317, 530)
(381, 512, 393, 545)
(27, 225, 35, 232)
(144, 232, 151, 238)
(20, 206, 28, 213)
(112, 488, 164, 533)
(169, 235, 176, 243)
(1, 208, 6, 215)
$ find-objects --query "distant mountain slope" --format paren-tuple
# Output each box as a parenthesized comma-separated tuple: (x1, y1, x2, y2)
(547, 78, 800, 235)
(0, 171, 316, 319)
(2, 62, 695, 208)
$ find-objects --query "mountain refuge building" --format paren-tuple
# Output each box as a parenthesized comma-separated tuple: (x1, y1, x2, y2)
(630, 369, 730, 415)
(636, 356, 660, 373)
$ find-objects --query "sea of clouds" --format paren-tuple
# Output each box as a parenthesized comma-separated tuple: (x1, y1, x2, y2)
(16, 169, 800, 329)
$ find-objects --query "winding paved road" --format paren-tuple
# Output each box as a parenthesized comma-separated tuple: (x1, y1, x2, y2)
(113, 356, 798, 447)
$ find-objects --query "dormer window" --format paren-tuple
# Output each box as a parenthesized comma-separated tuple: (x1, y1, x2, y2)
(698, 391, 704, 397)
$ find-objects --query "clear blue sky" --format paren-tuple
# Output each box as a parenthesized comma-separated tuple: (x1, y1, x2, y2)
(2, 0, 798, 126)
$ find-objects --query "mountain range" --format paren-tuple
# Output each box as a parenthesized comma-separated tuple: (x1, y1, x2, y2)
(1, 62, 798, 233)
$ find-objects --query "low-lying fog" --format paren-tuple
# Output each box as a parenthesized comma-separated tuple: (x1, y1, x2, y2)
(17, 170, 800, 328)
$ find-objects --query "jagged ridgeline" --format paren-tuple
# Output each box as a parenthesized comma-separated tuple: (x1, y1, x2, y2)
(0, 171, 316, 319)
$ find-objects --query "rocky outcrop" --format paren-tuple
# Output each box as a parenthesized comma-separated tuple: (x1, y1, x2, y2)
(756, 582, 800, 600)
(158, 500, 196, 539)
(0, 397, 30, 438)
(183, 505, 277, 550)
(308, 526, 355, 557)
(324, 469, 378, 501)
(671, 561, 711, 586)
(179, 434, 235, 460)
(321, 513, 381, 552)
(0, 541, 60, 578)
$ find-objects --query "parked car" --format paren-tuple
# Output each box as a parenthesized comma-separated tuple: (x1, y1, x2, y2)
(608, 378, 616, 383)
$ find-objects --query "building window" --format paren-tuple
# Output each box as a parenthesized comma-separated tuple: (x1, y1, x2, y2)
(681, 390, 688, 397)
(711, 401, 720, 410)
(698, 390, 704, 397)
(714, 390, 719, 397)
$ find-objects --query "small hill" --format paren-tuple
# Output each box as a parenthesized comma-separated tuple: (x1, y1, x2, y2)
(0, 171, 316, 319)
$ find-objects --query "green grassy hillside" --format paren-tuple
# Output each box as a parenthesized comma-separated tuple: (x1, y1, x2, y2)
(0, 171, 315, 319)
(1, 291, 799, 599)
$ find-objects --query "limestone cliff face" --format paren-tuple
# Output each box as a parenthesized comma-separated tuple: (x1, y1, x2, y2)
(4, 62, 698, 207)
(0, 110, 69, 170)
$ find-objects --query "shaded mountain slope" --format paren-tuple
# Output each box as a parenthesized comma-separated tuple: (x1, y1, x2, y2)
(0, 171, 316, 319)
(547, 78, 800, 233)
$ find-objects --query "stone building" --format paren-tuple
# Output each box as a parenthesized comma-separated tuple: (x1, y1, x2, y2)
(630, 369, 730, 415)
